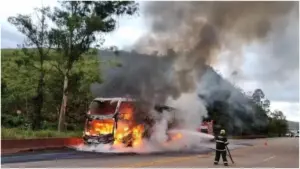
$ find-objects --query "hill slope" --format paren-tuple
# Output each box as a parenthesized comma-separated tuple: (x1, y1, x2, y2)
(287, 120, 299, 130)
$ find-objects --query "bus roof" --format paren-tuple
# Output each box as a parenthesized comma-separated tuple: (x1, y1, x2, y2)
(93, 97, 136, 103)
(92, 97, 177, 111)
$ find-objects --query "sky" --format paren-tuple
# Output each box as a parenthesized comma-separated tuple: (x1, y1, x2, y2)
(0, 0, 299, 122)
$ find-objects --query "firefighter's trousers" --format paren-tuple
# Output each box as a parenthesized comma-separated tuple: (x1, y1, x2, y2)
(214, 150, 228, 165)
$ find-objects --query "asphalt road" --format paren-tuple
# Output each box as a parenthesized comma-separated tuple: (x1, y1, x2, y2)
(1, 138, 299, 168)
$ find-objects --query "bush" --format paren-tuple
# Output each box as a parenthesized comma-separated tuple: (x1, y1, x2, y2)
(1, 127, 82, 139)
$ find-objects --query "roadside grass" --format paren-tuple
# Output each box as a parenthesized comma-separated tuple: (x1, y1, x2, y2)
(1, 127, 82, 140)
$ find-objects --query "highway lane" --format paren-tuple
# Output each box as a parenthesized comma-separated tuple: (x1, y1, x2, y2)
(1, 138, 298, 168)
(1, 140, 247, 167)
(115, 137, 299, 168)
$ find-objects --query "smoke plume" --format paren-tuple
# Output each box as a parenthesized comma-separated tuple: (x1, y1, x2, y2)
(133, 1, 298, 129)
(91, 1, 298, 135)
(91, 50, 206, 129)
(136, 1, 297, 69)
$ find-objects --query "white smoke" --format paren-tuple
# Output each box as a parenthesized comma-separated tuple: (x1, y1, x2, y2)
(166, 92, 207, 130)
(144, 93, 210, 150)
(148, 110, 171, 144)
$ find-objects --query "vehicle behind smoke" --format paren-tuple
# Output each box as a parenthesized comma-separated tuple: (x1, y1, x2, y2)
(197, 120, 215, 142)
(197, 120, 214, 135)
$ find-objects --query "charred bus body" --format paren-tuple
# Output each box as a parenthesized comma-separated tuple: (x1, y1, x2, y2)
(83, 97, 178, 146)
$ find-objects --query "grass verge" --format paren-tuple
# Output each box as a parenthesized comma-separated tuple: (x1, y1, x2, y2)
(1, 127, 82, 139)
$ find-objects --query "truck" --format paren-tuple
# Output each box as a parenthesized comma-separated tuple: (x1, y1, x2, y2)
(197, 120, 214, 135)
(197, 120, 215, 142)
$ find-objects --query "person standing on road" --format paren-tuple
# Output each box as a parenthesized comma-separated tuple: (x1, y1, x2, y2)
(214, 129, 229, 166)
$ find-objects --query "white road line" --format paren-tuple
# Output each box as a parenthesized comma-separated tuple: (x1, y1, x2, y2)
(263, 156, 276, 162)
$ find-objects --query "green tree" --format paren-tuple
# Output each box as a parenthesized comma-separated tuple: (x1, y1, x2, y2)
(269, 110, 288, 136)
(1, 50, 36, 129)
(48, 1, 139, 131)
(251, 89, 270, 134)
(36, 54, 101, 131)
(262, 99, 271, 115)
(2, 49, 105, 131)
(252, 88, 265, 106)
(7, 7, 52, 130)
(64, 54, 102, 130)
(248, 89, 289, 136)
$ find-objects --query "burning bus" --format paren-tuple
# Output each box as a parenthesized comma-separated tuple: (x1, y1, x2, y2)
(83, 97, 180, 147)
(83, 97, 214, 147)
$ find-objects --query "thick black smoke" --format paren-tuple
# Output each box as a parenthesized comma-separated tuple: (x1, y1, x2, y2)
(136, 1, 297, 66)
(91, 1, 298, 131)
(91, 50, 177, 103)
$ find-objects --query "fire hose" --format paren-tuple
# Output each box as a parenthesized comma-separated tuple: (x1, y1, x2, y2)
(226, 146, 235, 164)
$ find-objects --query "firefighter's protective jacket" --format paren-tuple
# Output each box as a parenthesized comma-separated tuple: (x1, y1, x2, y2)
(215, 135, 229, 151)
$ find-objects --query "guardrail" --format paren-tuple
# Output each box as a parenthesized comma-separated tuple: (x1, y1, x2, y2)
(1, 137, 83, 154)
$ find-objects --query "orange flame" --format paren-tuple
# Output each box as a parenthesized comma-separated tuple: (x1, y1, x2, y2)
(167, 132, 183, 142)
(89, 119, 114, 135)
(88, 102, 144, 147)
(172, 133, 183, 140)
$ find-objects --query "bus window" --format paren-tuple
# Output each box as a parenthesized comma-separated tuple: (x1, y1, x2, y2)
(89, 100, 118, 115)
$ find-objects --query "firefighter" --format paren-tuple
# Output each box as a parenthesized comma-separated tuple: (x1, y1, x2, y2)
(214, 129, 229, 166)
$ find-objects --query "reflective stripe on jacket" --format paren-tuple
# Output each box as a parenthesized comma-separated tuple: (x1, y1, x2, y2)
(216, 149, 226, 151)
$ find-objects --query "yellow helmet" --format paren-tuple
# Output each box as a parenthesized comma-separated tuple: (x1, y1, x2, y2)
(220, 129, 226, 135)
